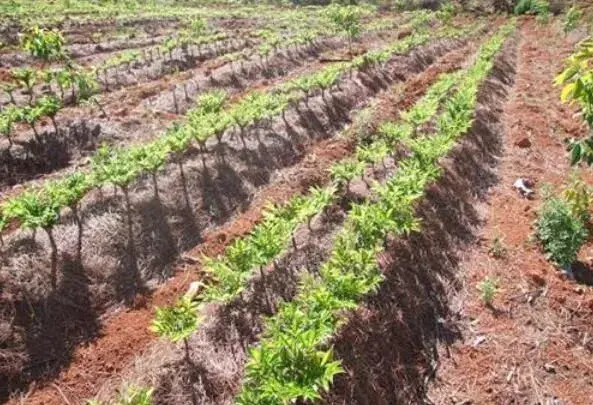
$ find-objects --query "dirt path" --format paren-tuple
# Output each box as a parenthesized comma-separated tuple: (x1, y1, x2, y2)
(424, 18, 593, 405)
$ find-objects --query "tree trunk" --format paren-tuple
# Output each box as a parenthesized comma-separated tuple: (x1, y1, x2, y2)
(178, 160, 191, 210)
(172, 87, 179, 114)
(50, 116, 59, 135)
(95, 99, 107, 119)
(184, 338, 192, 363)
(239, 126, 247, 149)
(122, 185, 141, 293)
(348, 36, 353, 59)
(29, 123, 40, 142)
(45, 227, 58, 289)
(151, 171, 160, 200)
(71, 204, 83, 263)
(122, 186, 134, 246)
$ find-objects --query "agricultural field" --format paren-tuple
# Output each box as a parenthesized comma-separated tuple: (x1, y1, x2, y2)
(1, 0, 593, 404)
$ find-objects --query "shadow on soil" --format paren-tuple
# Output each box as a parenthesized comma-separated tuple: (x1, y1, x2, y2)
(572, 261, 593, 287)
(4, 256, 100, 400)
(0, 120, 102, 190)
(323, 38, 517, 405)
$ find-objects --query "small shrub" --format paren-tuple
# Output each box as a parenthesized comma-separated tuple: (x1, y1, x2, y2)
(489, 235, 507, 259)
(563, 6, 582, 33)
(477, 276, 499, 305)
(562, 173, 592, 223)
(514, 0, 550, 15)
(438, 2, 457, 23)
(325, 5, 362, 56)
(535, 197, 588, 269)
(536, 10, 551, 24)
(150, 297, 200, 343)
(115, 385, 154, 405)
(21, 26, 65, 61)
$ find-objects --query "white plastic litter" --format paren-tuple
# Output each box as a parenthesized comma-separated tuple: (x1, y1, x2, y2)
(513, 178, 534, 197)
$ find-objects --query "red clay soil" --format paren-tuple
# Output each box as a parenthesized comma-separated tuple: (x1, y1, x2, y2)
(12, 39, 480, 405)
(428, 18, 593, 405)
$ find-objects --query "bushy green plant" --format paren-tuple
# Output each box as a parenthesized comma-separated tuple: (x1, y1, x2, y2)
(0, 112, 14, 148)
(114, 385, 154, 405)
(556, 38, 593, 166)
(535, 197, 588, 269)
(90, 145, 139, 190)
(2, 189, 59, 231)
(150, 297, 200, 343)
(325, 5, 361, 57)
(3, 189, 61, 286)
(238, 304, 343, 404)
(514, 0, 550, 15)
(189, 17, 206, 37)
(45, 172, 92, 210)
(562, 173, 592, 223)
(438, 2, 457, 24)
(563, 6, 582, 33)
(21, 25, 65, 61)
(72, 67, 99, 101)
(329, 159, 365, 190)
(477, 276, 498, 305)
(489, 235, 507, 259)
(11, 67, 36, 104)
(35, 95, 62, 133)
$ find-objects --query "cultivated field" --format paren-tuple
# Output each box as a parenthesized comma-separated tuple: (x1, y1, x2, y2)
(1, 0, 593, 404)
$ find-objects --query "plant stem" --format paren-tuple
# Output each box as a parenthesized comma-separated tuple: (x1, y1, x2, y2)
(151, 171, 159, 200)
(71, 204, 83, 263)
(50, 116, 59, 135)
(45, 227, 58, 289)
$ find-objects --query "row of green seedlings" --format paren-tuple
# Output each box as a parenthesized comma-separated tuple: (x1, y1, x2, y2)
(191, 66, 462, 307)
(97, 15, 310, 77)
(0, 65, 99, 149)
(109, 23, 480, 404)
(0, 17, 469, 251)
(235, 22, 515, 404)
(99, 30, 232, 74)
(0, 3, 190, 28)
(0, 12, 346, 144)
(3, 18, 231, 102)
(0, 22, 309, 148)
(0, 21, 471, 290)
(15, 6, 344, 84)
(0, 2, 332, 36)
(0, 25, 104, 145)
(278, 21, 479, 106)
(219, 30, 320, 76)
(0, 2, 331, 31)
(214, 8, 428, 82)
(220, 6, 424, 76)
(533, 35, 593, 274)
(91, 24, 468, 405)
(1, 19, 211, 105)
(170, 25, 339, 113)
(149, 40, 465, 357)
